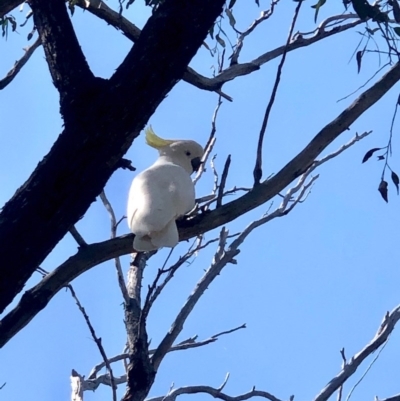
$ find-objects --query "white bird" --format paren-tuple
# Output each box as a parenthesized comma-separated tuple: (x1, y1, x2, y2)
(127, 126, 204, 251)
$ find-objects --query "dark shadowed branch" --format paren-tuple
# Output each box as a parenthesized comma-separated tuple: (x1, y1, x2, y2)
(253, 0, 303, 185)
(29, 0, 94, 98)
(68, 284, 117, 401)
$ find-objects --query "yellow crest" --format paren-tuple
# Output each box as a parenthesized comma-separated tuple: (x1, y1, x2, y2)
(145, 126, 175, 149)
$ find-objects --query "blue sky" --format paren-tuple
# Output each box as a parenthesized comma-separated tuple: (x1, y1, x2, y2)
(1, 1, 400, 400)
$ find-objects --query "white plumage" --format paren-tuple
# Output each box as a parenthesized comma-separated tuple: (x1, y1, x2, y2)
(127, 127, 204, 251)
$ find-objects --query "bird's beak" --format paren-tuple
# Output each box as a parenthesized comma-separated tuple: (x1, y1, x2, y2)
(191, 157, 202, 172)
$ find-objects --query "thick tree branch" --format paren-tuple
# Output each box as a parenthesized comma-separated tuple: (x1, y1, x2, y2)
(28, 0, 94, 99)
(0, 0, 225, 315)
(0, 60, 395, 347)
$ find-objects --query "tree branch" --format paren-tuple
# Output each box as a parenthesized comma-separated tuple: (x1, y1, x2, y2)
(0, 36, 41, 90)
(28, 0, 94, 99)
(147, 381, 284, 401)
(68, 284, 117, 401)
(75, 0, 362, 94)
(313, 305, 400, 401)
(79, 324, 246, 393)
(253, 0, 303, 185)
(0, 62, 389, 347)
(0, 0, 226, 316)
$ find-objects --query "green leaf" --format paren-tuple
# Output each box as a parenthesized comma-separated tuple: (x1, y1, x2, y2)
(378, 180, 389, 203)
(362, 147, 381, 163)
(394, 26, 400, 36)
(228, 0, 237, 8)
(311, 0, 327, 23)
(216, 33, 226, 47)
(351, 0, 373, 20)
(209, 23, 215, 39)
(225, 8, 236, 28)
(391, 171, 400, 194)
(356, 50, 363, 73)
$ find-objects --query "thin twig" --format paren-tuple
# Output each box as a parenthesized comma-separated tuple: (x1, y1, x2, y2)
(85, 324, 245, 390)
(216, 155, 231, 208)
(336, 348, 347, 401)
(68, 285, 117, 401)
(230, 0, 281, 65)
(69, 226, 88, 248)
(99, 191, 129, 303)
(0, 36, 41, 90)
(253, 1, 303, 185)
(345, 339, 389, 401)
(193, 97, 222, 185)
(211, 155, 219, 194)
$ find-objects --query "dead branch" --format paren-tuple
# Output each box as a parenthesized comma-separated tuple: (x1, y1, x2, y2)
(147, 381, 284, 401)
(68, 285, 117, 401)
(230, 0, 281, 65)
(81, 324, 245, 393)
(71, 369, 84, 401)
(99, 190, 129, 303)
(0, 36, 41, 90)
(313, 305, 400, 401)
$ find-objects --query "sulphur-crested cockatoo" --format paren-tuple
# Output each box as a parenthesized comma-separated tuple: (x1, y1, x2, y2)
(127, 126, 204, 251)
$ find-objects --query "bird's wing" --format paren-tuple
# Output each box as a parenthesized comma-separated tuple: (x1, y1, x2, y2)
(127, 162, 195, 237)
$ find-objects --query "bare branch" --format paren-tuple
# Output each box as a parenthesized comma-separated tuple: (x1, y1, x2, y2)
(77, 0, 361, 93)
(68, 285, 117, 401)
(88, 324, 246, 381)
(0, 36, 41, 90)
(185, 18, 363, 93)
(71, 369, 84, 401)
(336, 349, 347, 401)
(193, 97, 222, 185)
(151, 227, 232, 370)
(147, 382, 284, 401)
(69, 226, 88, 248)
(253, 0, 303, 185)
(380, 395, 400, 401)
(216, 155, 231, 208)
(313, 305, 400, 401)
(99, 191, 129, 303)
(77, 0, 141, 41)
(344, 340, 389, 401)
(230, 0, 281, 65)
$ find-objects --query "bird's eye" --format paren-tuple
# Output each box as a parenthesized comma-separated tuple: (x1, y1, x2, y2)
(185, 151, 191, 156)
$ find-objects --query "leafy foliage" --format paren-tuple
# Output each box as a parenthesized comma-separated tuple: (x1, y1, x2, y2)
(0, 15, 16, 39)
